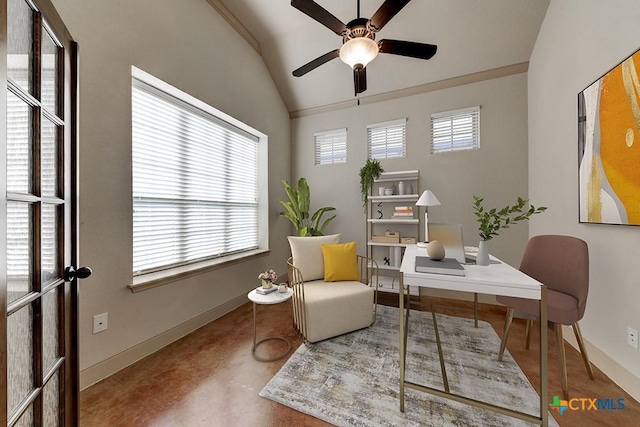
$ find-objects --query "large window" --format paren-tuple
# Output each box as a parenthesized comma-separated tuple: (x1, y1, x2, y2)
(131, 69, 266, 276)
(314, 128, 347, 165)
(367, 118, 406, 159)
(431, 106, 480, 153)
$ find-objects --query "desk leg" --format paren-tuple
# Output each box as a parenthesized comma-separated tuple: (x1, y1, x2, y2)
(474, 293, 478, 328)
(399, 273, 406, 412)
(431, 305, 449, 393)
(540, 285, 548, 427)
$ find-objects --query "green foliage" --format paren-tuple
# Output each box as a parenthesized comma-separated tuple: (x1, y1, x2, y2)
(279, 178, 336, 236)
(473, 196, 547, 241)
(359, 159, 385, 207)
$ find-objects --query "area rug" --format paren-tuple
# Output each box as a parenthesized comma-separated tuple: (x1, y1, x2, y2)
(260, 305, 558, 426)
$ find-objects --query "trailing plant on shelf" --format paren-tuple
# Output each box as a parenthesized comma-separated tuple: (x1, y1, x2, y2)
(359, 159, 384, 207)
(279, 178, 336, 236)
(473, 195, 547, 241)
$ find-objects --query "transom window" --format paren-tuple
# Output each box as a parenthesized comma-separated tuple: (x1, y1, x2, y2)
(367, 118, 406, 159)
(131, 68, 266, 276)
(431, 106, 480, 153)
(314, 128, 347, 165)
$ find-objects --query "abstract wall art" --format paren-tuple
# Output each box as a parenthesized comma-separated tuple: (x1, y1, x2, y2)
(578, 47, 640, 226)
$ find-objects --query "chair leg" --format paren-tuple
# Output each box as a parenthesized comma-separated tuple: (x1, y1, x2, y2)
(572, 322, 595, 380)
(525, 319, 532, 350)
(554, 323, 569, 400)
(498, 307, 514, 361)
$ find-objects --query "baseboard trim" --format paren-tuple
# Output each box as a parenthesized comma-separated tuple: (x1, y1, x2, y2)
(79, 293, 248, 390)
(563, 325, 640, 403)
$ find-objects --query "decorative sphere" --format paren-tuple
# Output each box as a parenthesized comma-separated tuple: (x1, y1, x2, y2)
(426, 240, 445, 260)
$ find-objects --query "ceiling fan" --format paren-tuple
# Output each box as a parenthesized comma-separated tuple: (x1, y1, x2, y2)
(291, 0, 438, 96)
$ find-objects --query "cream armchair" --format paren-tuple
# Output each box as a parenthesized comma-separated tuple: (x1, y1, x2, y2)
(287, 235, 379, 343)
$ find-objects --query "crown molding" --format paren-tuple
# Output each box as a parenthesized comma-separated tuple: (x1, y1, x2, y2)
(205, 0, 261, 55)
(289, 62, 529, 119)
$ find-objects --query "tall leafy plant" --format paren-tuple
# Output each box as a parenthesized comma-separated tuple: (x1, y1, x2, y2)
(279, 178, 336, 236)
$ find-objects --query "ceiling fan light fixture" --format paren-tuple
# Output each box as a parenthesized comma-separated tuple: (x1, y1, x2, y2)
(339, 37, 379, 69)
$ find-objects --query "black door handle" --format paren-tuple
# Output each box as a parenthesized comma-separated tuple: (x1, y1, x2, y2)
(64, 266, 92, 281)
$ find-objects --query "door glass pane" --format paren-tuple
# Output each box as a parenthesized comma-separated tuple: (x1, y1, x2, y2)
(41, 27, 59, 114)
(7, 202, 32, 304)
(42, 287, 59, 372)
(41, 116, 58, 197)
(8, 304, 34, 417)
(7, 90, 32, 194)
(43, 370, 60, 427)
(7, 0, 33, 92)
(42, 204, 59, 284)
(13, 405, 34, 427)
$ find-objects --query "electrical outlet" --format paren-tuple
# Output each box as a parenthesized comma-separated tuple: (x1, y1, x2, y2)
(628, 327, 638, 349)
(93, 313, 108, 334)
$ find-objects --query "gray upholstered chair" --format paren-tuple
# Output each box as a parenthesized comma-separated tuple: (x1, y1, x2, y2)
(286, 234, 378, 343)
(497, 234, 595, 399)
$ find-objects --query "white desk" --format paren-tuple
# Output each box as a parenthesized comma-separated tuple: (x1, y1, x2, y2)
(399, 244, 548, 426)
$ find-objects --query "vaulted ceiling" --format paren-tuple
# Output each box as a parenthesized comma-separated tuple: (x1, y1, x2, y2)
(217, 0, 550, 115)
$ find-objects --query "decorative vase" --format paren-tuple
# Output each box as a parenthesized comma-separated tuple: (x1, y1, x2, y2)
(426, 240, 445, 260)
(477, 240, 490, 266)
(398, 181, 405, 195)
(379, 186, 386, 196)
(261, 279, 273, 289)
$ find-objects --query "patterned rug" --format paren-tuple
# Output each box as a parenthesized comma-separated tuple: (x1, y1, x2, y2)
(260, 305, 558, 426)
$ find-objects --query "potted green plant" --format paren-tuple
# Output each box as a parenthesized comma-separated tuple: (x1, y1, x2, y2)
(359, 159, 384, 207)
(279, 178, 336, 236)
(473, 196, 547, 265)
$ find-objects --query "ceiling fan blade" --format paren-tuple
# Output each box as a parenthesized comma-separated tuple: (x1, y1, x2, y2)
(291, 0, 347, 36)
(354, 67, 367, 95)
(368, 0, 411, 32)
(292, 49, 341, 77)
(378, 39, 437, 60)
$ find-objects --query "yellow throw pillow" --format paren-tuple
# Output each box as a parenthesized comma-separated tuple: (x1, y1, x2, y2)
(321, 241, 359, 282)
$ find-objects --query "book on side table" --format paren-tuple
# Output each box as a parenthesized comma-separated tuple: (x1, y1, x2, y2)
(415, 256, 466, 276)
(256, 286, 279, 295)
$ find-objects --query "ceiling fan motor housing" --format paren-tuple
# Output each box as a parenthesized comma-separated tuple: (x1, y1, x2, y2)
(343, 18, 375, 42)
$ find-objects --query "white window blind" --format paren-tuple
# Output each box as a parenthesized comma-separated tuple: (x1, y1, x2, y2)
(431, 106, 480, 153)
(132, 78, 259, 275)
(367, 118, 406, 159)
(314, 128, 347, 165)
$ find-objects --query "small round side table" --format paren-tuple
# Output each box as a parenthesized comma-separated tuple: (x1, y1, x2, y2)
(247, 287, 293, 362)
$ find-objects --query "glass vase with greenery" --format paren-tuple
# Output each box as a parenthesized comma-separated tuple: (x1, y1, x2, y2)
(279, 178, 336, 236)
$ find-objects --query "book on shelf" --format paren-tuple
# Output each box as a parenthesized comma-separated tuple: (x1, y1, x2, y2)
(415, 257, 465, 276)
(394, 206, 413, 214)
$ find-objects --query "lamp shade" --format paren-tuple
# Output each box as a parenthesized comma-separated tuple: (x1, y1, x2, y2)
(415, 190, 441, 207)
(339, 37, 379, 69)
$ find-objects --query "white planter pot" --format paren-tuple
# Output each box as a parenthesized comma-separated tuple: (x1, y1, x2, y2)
(477, 240, 490, 266)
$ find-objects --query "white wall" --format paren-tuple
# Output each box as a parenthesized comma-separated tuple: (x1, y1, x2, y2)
(291, 73, 531, 272)
(50, 0, 291, 387)
(529, 0, 640, 396)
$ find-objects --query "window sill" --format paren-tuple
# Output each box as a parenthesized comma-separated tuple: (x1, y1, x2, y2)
(128, 249, 270, 293)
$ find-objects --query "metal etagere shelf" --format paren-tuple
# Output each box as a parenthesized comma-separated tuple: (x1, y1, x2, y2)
(367, 170, 420, 295)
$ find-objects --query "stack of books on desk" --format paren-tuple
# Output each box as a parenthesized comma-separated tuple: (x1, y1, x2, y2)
(392, 206, 413, 219)
(415, 257, 466, 276)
